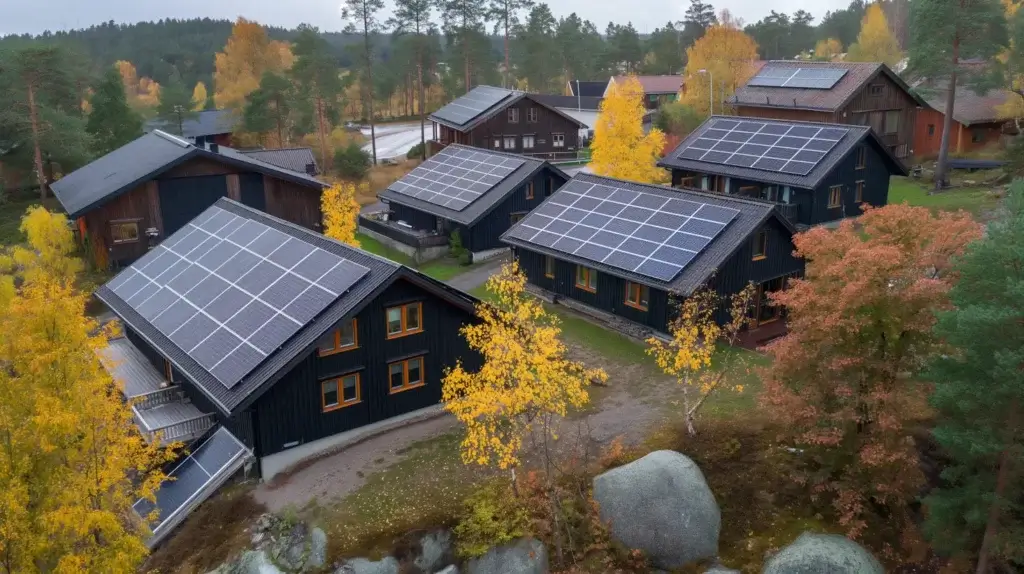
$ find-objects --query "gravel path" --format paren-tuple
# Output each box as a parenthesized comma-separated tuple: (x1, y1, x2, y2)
(447, 255, 508, 292)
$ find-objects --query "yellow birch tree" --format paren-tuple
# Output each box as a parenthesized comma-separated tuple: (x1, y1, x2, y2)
(814, 38, 844, 61)
(646, 284, 755, 436)
(321, 182, 362, 248)
(0, 208, 177, 573)
(590, 76, 668, 183)
(680, 24, 760, 117)
(192, 81, 209, 111)
(846, 3, 903, 68)
(442, 262, 606, 477)
(214, 18, 295, 110)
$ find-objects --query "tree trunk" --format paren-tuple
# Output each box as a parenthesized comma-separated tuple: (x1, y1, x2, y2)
(275, 98, 284, 147)
(975, 400, 1018, 574)
(418, 44, 427, 161)
(504, 16, 511, 88)
(935, 35, 959, 191)
(27, 83, 48, 200)
(316, 97, 329, 170)
(364, 22, 378, 166)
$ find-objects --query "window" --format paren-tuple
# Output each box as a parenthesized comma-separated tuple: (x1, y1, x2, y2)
(869, 84, 884, 96)
(522, 135, 536, 149)
(828, 185, 842, 208)
(318, 318, 358, 355)
(575, 265, 597, 292)
(855, 180, 864, 203)
(322, 373, 361, 411)
(752, 229, 767, 261)
(163, 359, 173, 382)
(544, 256, 555, 278)
(972, 129, 985, 143)
(386, 303, 422, 339)
(884, 110, 900, 134)
(526, 182, 534, 200)
(545, 177, 554, 196)
(493, 137, 501, 149)
(749, 276, 787, 326)
(527, 107, 538, 122)
(856, 146, 867, 169)
(927, 124, 936, 137)
(624, 282, 649, 311)
(508, 108, 520, 123)
(110, 220, 140, 244)
(552, 133, 565, 148)
(677, 176, 695, 189)
(389, 357, 425, 393)
(511, 212, 525, 224)
(504, 136, 516, 150)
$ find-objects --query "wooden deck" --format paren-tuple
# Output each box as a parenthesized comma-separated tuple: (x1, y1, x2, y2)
(736, 319, 788, 350)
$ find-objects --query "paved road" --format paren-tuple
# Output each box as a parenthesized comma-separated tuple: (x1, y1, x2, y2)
(361, 122, 427, 162)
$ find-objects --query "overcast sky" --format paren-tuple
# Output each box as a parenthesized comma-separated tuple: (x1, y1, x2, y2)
(3, 0, 850, 36)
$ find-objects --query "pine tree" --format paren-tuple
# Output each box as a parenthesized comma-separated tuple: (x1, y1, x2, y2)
(440, 0, 489, 92)
(487, 0, 535, 87)
(846, 3, 903, 67)
(291, 26, 343, 171)
(242, 72, 294, 147)
(923, 182, 1024, 573)
(343, 0, 385, 166)
(156, 70, 199, 136)
(86, 66, 143, 156)
(389, 0, 435, 160)
(514, 4, 560, 93)
(590, 76, 667, 183)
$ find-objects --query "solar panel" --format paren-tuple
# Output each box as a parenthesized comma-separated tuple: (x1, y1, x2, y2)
(506, 180, 739, 282)
(747, 66, 848, 90)
(675, 118, 849, 176)
(106, 206, 370, 388)
(134, 427, 249, 538)
(388, 146, 526, 211)
(432, 86, 515, 127)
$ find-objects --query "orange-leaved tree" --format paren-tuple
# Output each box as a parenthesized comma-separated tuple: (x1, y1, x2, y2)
(761, 203, 983, 541)
(214, 17, 295, 110)
(846, 3, 903, 68)
(0, 207, 177, 572)
(647, 285, 755, 436)
(590, 75, 667, 183)
(813, 38, 844, 61)
(680, 23, 759, 117)
(322, 182, 362, 248)
(191, 81, 209, 111)
(442, 261, 606, 482)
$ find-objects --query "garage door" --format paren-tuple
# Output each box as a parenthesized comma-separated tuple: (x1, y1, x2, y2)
(158, 176, 229, 235)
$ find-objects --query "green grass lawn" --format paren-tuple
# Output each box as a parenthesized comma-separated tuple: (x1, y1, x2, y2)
(357, 232, 486, 282)
(355, 232, 415, 266)
(888, 176, 1001, 219)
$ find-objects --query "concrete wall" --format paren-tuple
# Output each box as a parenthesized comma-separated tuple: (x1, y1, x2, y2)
(358, 225, 449, 264)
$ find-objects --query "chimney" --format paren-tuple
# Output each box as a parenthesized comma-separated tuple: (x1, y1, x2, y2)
(209, 143, 219, 154)
(305, 162, 317, 176)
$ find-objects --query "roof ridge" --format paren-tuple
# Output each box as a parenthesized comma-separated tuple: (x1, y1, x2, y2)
(709, 114, 871, 131)
(575, 173, 776, 210)
(242, 146, 314, 152)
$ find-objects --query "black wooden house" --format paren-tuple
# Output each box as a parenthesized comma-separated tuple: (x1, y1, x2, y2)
(366, 144, 569, 262)
(501, 174, 804, 338)
(96, 198, 479, 546)
(430, 86, 587, 158)
(657, 116, 907, 228)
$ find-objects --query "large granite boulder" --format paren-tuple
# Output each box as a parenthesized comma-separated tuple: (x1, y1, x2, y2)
(593, 450, 720, 569)
(208, 550, 283, 574)
(333, 556, 400, 574)
(414, 529, 455, 573)
(465, 538, 548, 574)
(763, 533, 884, 574)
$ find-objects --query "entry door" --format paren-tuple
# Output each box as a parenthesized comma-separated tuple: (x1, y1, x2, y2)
(158, 175, 230, 235)
(239, 173, 267, 211)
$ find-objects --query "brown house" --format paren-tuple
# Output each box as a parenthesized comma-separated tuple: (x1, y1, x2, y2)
(606, 75, 682, 110)
(915, 87, 1016, 157)
(731, 61, 927, 161)
(52, 130, 326, 268)
(430, 86, 587, 159)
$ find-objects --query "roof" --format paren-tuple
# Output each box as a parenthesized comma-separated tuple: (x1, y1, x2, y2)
(657, 115, 908, 189)
(608, 75, 683, 95)
(51, 131, 326, 219)
(95, 198, 477, 415)
(923, 86, 1015, 126)
(378, 144, 567, 226)
(568, 81, 608, 98)
(500, 173, 793, 295)
(145, 109, 239, 139)
(732, 61, 928, 112)
(240, 147, 319, 175)
(430, 87, 588, 133)
(531, 94, 603, 111)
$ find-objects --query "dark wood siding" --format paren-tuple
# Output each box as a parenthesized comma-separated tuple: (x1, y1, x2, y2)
(389, 202, 438, 232)
(810, 142, 891, 225)
(157, 175, 230, 235)
(263, 177, 322, 231)
(82, 180, 160, 266)
(251, 278, 479, 458)
(433, 96, 581, 156)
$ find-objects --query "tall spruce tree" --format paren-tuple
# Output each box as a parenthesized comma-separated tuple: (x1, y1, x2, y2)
(86, 66, 142, 156)
(440, 0, 489, 92)
(156, 70, 198, 136)
(291, 26, 343, 170)
(514, 4, 559, 92)
(242, 72, 294, 147)
(343, 0, 385, 165)
(487, 0, 534, 87)
(389, 0, 435, 160)
(923, 182, 1024, 574)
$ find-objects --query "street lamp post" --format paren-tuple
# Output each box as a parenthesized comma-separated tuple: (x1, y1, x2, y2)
(697, 69, 713, 115)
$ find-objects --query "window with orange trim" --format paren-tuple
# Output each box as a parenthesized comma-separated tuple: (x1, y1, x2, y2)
(575, 266, 597, 292)
(526, 181, 534, 200)
(828, 185, 842, 208)
(386, 303, 423, 339)
(544, 256, 555, 278)
(624, 282, 649, 311)
(752, 229, 767, 260)
(855, 180, 864, 203)
(389, 357, 425, 393)
(322, 372, 361, 411)
(164, 359, 173, 382)
(318, 318, 358, 355)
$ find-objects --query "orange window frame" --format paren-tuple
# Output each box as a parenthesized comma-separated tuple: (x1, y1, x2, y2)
(828, 186, 842, 208)
(388, 356, 425, 394)
(752, 230, 767, 261)
(544, 256, 555, 279)
(855, 180, 864, 203)
(526, 182, 534, 200)
(386, 303, 423, 339)
(575, 266, 597, 292)
(624, 282, 648, 311)
(322, 372, 362, 412)
(318, 318, 359, 356)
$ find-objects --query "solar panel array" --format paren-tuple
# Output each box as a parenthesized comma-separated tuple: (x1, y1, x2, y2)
(505, 180, 739, 282)
(675, 118, 849, 176)
(432, 85, 515, 127)
(747, 66, 848, 89)
(134, 427, 248, 536)
(106, 206, 369, 388)
(388, 146, 526, 211)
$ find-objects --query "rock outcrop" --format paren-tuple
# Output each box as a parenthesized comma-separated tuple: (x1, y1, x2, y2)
(465, 538, 548, 574)
(762, 532, 884, 574)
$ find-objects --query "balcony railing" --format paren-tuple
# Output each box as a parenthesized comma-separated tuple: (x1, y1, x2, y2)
(775, 202, 799, 224)
(358, 214, 450, 249)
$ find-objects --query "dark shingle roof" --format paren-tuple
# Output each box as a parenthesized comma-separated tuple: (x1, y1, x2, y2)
(95, 198, 476, 415)
(240, 147, 319, 175)
(145, 109, 239, 139)
(732, 61, 927, 112)
(657, 115, 907, 189)
(51, 131, 326, 219)
(923, 86, 1014, 126)
(568, 81, 608, 98)
(609, 75, 683, 94)
(430, 88, 587, 133)
(501, 173, 792, 294)
(378, 144, 566, 226)
(531, 94, 603, 111)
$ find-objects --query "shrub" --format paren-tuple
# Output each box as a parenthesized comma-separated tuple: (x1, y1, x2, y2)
(454, 481, 529, 559)
(334, 142, 371, 180)
(449, 229, 469, 264)
(654, 101, 704, 137)
(1003, 135, 1024, 176)
(407, 142, 426, 160)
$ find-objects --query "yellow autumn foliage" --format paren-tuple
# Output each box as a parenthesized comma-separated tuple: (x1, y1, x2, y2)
(442, 262, 606, 470)
(115, 60, 161, 110)
(192, 81, 209, 111)
(322, 182, 362, 248)
(590, 76, 668, 184)
(680, 24, 760, 118)
(846, 3, 903, 68)
(814, 38, 844, 61)
(214, 18, 295, 110)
